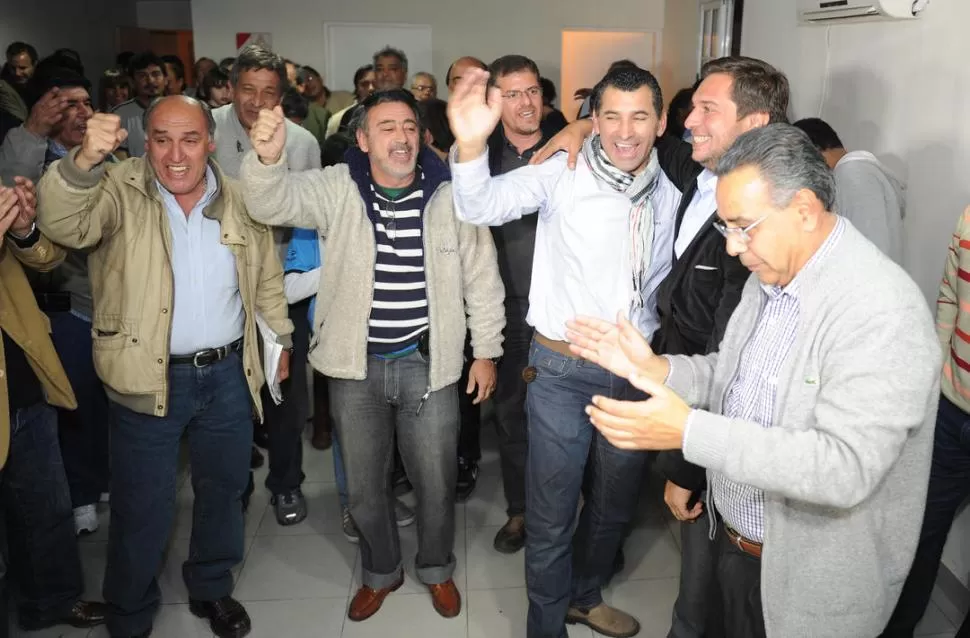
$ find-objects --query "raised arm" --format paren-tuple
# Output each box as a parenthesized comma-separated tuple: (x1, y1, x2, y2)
(241, 106, 340, 235)
(36, 113, 129, 249)
(448, 68, 560, 226)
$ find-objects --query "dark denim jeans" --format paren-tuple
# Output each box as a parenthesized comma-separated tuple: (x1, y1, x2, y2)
(2, 402, 83, 628)
(49, 311, 110, 507)
(328, 351, 458, 588)
(524, 340, 648, 638)
(103, 352, 252, 636)
(883, 394, 970, 637)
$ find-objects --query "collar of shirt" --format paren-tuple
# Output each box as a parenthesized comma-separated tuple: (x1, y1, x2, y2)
(761, 216, 846, 300)
(502, 129, 545, 161)
(697, 168, 718, 195)
(155, 163, 219, 218)
(47, 139, 68, 159)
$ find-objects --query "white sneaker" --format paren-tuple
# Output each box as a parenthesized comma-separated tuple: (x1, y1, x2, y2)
(73, 504, 99, 535)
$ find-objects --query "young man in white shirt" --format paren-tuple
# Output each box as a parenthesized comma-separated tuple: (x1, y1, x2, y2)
(448, 64, 681, 638)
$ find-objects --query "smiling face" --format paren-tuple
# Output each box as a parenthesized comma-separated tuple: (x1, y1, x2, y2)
(494, 70, 542, 138)
(355, 100, 420, 187)
(145, 97, 215, 197)
(592, 85, 666, 174)
(52, 87, 94, 149)
(685, 72, 768, 170)
(231, 67, 283, 130)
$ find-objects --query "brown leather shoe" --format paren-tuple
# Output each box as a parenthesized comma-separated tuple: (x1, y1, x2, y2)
(348, 574, 404, 621)
(428, 579, 462, 618)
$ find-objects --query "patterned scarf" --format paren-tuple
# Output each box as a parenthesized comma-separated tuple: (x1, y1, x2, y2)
(581, 135, 662, 311)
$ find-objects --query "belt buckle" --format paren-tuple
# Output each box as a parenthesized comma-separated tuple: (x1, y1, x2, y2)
(192, 350, 208, 368)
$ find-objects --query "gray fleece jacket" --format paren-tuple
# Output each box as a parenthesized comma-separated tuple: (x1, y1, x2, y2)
(239, 146, 505, 391)
(665, 220, 940, 638)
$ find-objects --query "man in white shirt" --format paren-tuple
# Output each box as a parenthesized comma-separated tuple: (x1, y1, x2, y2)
(448, 64, 681, 638)
(793, 117, 904, 264)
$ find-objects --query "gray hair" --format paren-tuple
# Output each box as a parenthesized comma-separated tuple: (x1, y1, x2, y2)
(715, 123, 836, 212)
(143, 95, 216, 138)
(232, 44, 287, 92)
(373, 46, 408, 73)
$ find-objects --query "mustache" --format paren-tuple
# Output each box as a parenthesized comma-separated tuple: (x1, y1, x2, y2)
(389, 143, 412, 153)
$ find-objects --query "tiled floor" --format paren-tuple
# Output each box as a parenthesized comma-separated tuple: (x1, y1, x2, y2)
(13, 429, 964, 638)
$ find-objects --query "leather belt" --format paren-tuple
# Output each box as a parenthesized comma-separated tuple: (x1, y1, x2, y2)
(534, 333, 579, 359)
(169, 338, 243, 368)
(724, 524, 763, 559)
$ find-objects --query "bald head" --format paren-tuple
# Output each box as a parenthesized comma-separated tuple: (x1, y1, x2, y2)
(144, 95, 217, 197)
(446, 56, 487, 95)
(144, 94, 215, 138)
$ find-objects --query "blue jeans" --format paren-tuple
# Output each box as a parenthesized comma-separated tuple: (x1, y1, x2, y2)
(524, 340, 648, 638)
(49, 311, 111, 507)
(883, 394, 970, 637)
(328, 351, 458, 588)
(102, 353, 252, 636)
(3, 402, 83, 626)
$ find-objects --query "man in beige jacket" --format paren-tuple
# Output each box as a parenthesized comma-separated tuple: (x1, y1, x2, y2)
(37, 95, 292, 638)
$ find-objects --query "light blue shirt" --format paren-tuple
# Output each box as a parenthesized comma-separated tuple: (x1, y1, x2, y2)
(451, 148, 680, 341)
(674, 169, 718, 258)
(158, 165, 246, 355)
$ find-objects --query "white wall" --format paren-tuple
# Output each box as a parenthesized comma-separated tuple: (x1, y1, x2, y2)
(136, 1, 193, 31)
(190, 0, 665, 93)
(742, 0, 970, 585)
(660, 0, 701, 100)
(0, 0, 136, 87)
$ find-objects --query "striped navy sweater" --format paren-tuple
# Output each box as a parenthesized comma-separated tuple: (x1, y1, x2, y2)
(367, 183, 429, 353)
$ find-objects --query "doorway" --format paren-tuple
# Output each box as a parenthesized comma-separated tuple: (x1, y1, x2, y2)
(560, 29, 660, 121)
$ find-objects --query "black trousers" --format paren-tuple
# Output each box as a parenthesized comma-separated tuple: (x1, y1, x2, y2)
(707, 525, 766, 638)
(263, 300, 311, 495)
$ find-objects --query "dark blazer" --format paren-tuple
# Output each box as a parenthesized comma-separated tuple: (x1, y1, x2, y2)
(653, 134, 751, 491)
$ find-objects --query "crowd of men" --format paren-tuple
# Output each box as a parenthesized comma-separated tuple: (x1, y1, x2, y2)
(0, 33, 964, 638)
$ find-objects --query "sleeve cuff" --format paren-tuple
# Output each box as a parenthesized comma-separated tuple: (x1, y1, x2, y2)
(664, 355, 694, 402)
(449, 145, 489, 173)
(7, 223, 39, 247)
(682, 410, 732, 472)
(59, 147, 106, 188)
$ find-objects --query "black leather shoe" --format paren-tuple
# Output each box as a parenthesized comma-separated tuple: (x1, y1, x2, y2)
(493, 515, 526, 554)
(272, 488, 308, 526)
(20, 599, 107, 630)
(456, 457, 479, 502)
(189, 596, 251, 638)
(20, 600, 108, 631)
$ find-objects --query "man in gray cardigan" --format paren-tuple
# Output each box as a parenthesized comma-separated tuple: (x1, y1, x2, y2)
(240, 89, 505, 623)
(567, 124, 940, 638)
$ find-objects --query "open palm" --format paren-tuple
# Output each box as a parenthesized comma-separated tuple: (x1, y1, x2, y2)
(566, 313, 657, 379)
(447, 67, 502, 147)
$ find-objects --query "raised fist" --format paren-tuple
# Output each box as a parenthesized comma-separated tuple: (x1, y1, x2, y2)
(250, 106, 287, 165)
(77, 113, 127, 171)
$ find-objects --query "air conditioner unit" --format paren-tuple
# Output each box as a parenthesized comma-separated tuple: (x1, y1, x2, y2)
(798, 0, 923, 24)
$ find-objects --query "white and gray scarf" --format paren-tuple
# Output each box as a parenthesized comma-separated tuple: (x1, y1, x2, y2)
(582, 134, 662, 311)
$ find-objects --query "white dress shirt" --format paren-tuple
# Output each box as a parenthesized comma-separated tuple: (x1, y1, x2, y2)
(158, 165, 246, 355)
(674, 169, 718, 258)
(451, 149, 681, 341)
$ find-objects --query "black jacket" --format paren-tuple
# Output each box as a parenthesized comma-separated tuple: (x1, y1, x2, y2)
(653, 134, 750, 491)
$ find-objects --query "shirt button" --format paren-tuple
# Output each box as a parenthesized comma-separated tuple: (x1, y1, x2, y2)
(157, 358, 163, 364)
(157, 404, 163, 410)
(161, 308, 168, 314)
(132, 338, 138, 343)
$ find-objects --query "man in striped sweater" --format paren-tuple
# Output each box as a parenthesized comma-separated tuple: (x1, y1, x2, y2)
(882, 206, 970, 637)
(239, 88, 506, 623)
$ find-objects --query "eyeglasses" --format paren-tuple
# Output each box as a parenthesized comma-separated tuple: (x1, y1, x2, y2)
(501, 86, 542, 101)
(712, 211, 775, 243)
(411, 85, 434, 92)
